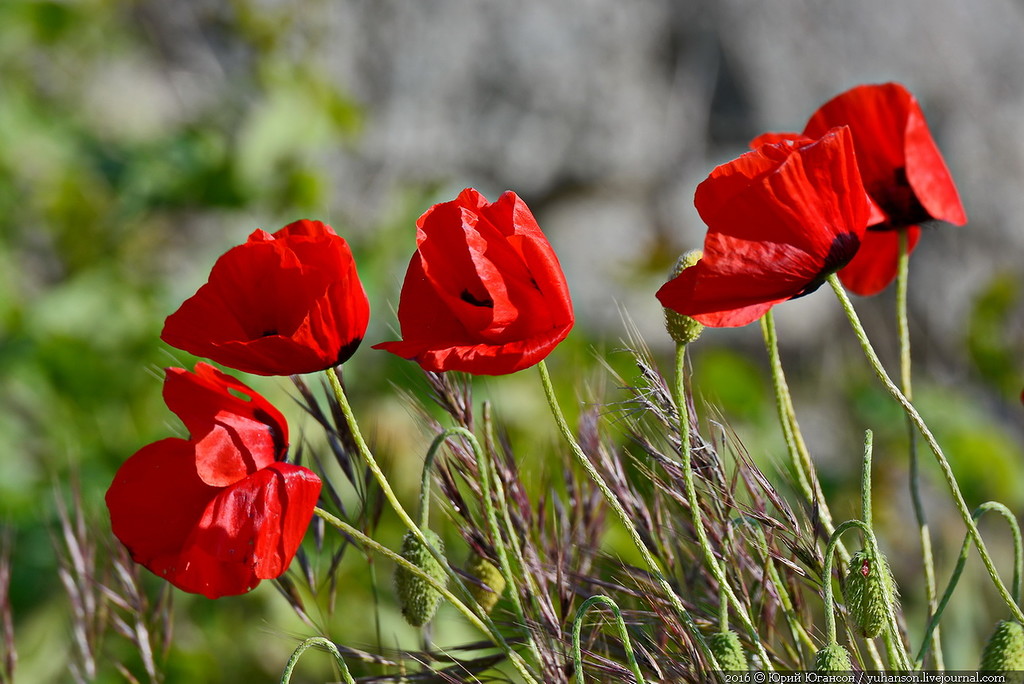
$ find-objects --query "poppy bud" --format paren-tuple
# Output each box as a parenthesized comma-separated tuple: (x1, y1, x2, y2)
(980, 620, 1024, 671)
(465, 552, 506, 614)
(843, 548, 897, 639)
(394, 529, 447, 627)
(709, 630, 747, 671)
(663, 250, 705, 345)
(814, 643, 853, 671)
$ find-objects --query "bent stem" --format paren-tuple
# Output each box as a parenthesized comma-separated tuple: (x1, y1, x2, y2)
(821, 520, 909, 670)
(672, 345, 772, 667)
(572, 595, 645, 684)
(536, 360, 727, 673)
(322, 369, 539, 684)
(761, 313, 848, 564)
(828, 275, 1024, 625)
(427, 426, 542, 667)
(897, 228, 942, 667)
(314, 507, 536, 681)
(914, 501, 1024, 668)
(280, 636, 355, 684)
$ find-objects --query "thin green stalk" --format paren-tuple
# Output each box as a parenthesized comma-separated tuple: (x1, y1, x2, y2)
(897, 227, 943, 668)
(314, 506, 535, 681)
(428, 426, 542, 667)
(828, 275, 1024, 626)
(322, 369, 540, 684)
(572, 595, 646, 684)
(861, 430, 873, 529)
(761, 313, 848, 564)
(914, 501, 1024, 668)
(536, 361, 727, 673)
(280, 636, 355, 684)
(672, 345, 772, 667)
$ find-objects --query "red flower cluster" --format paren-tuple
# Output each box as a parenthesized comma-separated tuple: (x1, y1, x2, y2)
(657, 127, 870, 327)
(162, 220, 370, 376)
(374, 188, 574, 375)
(106, 364, 321, 599)
(755, 82, 967, 295)
(660, 82, 966, 327)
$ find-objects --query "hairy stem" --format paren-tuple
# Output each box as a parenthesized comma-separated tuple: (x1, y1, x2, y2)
(572, 595, 646, 684)
(897, 228, 943, 668)
(829, 275, 1024, 626)
(279, 636, 355, 684)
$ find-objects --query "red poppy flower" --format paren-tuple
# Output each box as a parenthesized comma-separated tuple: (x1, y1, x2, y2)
(799, 83, 965, 295)
(656, 127, 869, 327)
(373, 188, 574, 375)
(106, 364, 321, 599)
(162, 220, 370, 376)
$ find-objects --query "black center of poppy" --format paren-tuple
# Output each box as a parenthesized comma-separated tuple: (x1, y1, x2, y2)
(867, 166, 931, 229)
(260, 329, 279, 337)
(791, 231, 860, 299)
(460, 289, 494, 308)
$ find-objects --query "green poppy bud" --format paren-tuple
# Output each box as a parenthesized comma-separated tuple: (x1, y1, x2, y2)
(394, 529, 447, 627)
(980, 620, 1024, 671)
(663, 250, 704, 345)
(843, 547, 898, 639)
(814, 643, 853, 671)
(709, 630, 747, 671)
(465, 552, 506, 614)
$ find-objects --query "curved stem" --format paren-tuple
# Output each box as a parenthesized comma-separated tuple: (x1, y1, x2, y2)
(821, 520, 908, 669)
(914, 501, 1024, 667)
(536, 360, 726, 673)
(828, 275, 1024, 626)
(761, 313, 849, 564)
(430, 425, 541, 666)
(572, 595, 646, 684)
(672, 345, 772, 667)
(897, 228, 943, 668)
(322, 369, 540, 684)
(280, 636, 355, 684)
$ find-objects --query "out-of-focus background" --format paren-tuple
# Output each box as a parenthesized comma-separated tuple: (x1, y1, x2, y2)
(3, 0, 1024, 680)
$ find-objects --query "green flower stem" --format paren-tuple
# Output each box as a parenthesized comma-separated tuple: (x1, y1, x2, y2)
(482, 402, 549, 647)
(672, 345, 772, 667)
(761, 313, 848, 564)
(572, 595, 646, 684)
(747, 524, 819, 656)
(914, 502, 1024, 668)
(861, 430, 874, 529)
(322, 369, 540, 684)
(828, 275, 1024, 626)
(279, 636, 355, 684)
(536, 360, 726, 672)
(821, 520, 909, 670)
(897, 228, 943, 668)
(427, 426, 542, 667)
(314, 506, 538, 682)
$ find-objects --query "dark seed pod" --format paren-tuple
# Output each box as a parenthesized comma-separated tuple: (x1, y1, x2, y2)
(394, 529, 447, 627)
(814, 643, 853, 671)
(980, 620, 1024, 671)
(709, 630, 747, 671)
(843, 547, 897, 638)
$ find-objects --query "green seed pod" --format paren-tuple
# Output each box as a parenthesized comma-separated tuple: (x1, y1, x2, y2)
(465, 552, 506, 614)
(663, 250, 705, 346)
(709, 630, 747, 671)
(980, 620, 1024, 671)
(843, 547, 897, 638)
(814, 643, 853, 671)
(394, 529, 447, 627)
